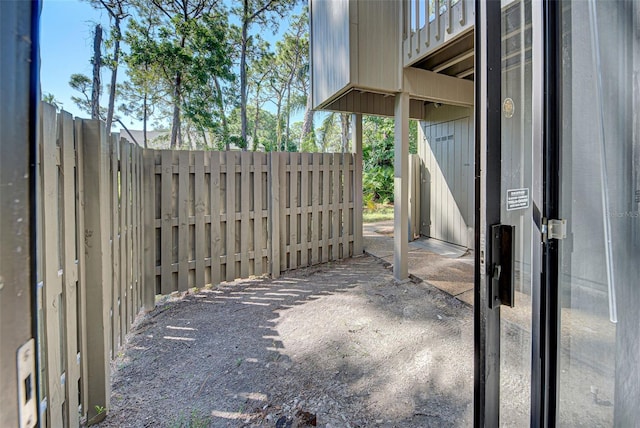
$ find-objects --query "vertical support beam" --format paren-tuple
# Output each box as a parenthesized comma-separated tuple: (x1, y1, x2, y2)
(81, 119, 112, 425)
(352, 113, 364, 256)
(394, 92, 410, 281)
(474, 1, 502, 426)
(0, 2, 38, 426)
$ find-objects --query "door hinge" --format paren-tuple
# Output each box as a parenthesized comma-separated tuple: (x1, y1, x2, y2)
(542, 218, 567, 241)
(17, 338, 37, 428)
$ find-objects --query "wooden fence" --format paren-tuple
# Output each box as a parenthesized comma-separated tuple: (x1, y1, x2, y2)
(35, 103, 363, 426)
(147, 151, 363, 294)
(36, 104, 146, 426)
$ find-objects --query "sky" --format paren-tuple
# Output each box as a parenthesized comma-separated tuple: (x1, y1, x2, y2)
(40, 0, 304, 132)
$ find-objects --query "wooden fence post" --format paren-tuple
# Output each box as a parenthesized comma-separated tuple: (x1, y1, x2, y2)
(80, 119, 112, 425)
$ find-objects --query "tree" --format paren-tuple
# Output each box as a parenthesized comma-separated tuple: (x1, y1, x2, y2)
(147, 0, 222, 148)
(86, 0, 130, 131)
(42, 92, 63, 111)
(234, 0, 298, 149)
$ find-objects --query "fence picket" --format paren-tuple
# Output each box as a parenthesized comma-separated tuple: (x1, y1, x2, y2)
(310, 154, 320, 265)
(300, 153, 309, 267)
(160, 151, 173, 294)
(178, 150, 190, 291)
(240, 152, 251, 277)
(195, 152, 205, 288)
(60, 110, 80, 428)
(210, 152, 222, 285)
(253, 153, 265, 275)
(321, 153, 331, 263)
(225, 152, 236, 281)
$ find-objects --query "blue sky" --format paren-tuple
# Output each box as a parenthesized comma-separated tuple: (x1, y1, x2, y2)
(40, 0, 304, 131)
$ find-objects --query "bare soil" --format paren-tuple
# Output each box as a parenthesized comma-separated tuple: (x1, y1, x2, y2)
(98, 255, 474, 428)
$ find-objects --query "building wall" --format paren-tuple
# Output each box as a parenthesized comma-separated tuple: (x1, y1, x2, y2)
(418, 104, 474, 248)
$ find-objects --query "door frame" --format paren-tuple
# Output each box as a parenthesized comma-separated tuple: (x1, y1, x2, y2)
(474, 0, 553, 426)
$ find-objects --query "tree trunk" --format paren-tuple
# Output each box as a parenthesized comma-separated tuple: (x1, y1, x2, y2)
(252, 84, 261, 151)
(143, 92, 148, 149)
(213, 76, 229, 150)
(341, 113, 350, 153)
(276, 97, 283, 151)
(91, 24, 102, 120)
(170, 73, 181, 149)
(285, 80, 292, 150)
(300, 93, 314, 147)
(240, 0, 249, 151)
(105, 17, 121, 132)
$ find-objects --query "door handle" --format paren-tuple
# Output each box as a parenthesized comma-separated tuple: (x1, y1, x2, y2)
(489, 224, 515, 308)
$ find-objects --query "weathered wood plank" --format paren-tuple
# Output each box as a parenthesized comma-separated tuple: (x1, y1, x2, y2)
(59, 110, 80, 428)
(332, 153, 340, 259)
(321, 153, 331, 263)
(289, 153, 298, 269)
(253, 153, 264, 275)
(178, 150, 189, 291)
(194, 152, 205, 288)
(143, 148, 156, 310)
(40, 103, 64, 427)
(81, 119, 112, 424)
(240, 152, 251, 278)
(160, 150, 173, 294)
(310, 154, 320, 264)
(121, 141, 131, 336)
(210, 152, 222, 286)
(280, 153, 288, 270)
(225, 152, 236, 281)
(111, 136, 121, 355)
(300, 153, 309, 267)
(342, 153, 351, 258)
(269, 153, 280, 277)
(73, 118, 89, 421)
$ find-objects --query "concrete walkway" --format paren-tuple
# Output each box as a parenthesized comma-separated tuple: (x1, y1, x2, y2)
(363, 220, 474, 306)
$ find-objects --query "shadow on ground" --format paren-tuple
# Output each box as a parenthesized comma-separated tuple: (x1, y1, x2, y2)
(99, 255, 474, 428)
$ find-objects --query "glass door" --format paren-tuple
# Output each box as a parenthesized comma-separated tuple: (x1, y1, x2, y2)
(498, 0, 539, 426)
(554, 1, 640, 425)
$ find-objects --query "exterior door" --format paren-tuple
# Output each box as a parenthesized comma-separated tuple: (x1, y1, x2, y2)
(476, 0, 640, 426)
(552, 1, 640, 425)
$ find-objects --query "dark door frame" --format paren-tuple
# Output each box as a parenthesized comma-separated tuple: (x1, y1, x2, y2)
(0, 1, 40, 427)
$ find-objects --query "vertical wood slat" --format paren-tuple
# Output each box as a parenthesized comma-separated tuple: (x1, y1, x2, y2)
(110, 137, 120, 355)
(332, 153, 341, 259)
(143, 149, 156, 310)
(194, 152, 205, 288)
(210, 152, 222, 285)
(269, 153, 281, 278)
(40, 103, 64, 427)
(178, 150, 189, 291)
(240, 152, 251, 277)
(342, 153, 351, 257)
(300, 153, 309, 267)
(280, 153, 288, 270)
(289, 153, 298, 269)
(73, 119, 89, 422)
(253, 153, 264, 275)
(321, 153, 331, 263)
(353, 114, 364, 256)
(120, 140, 129, 339)
(160, 151, 173, 294)
(311, 155, 321, 264)
(132, 145, 141, 316)
(81, 119, 112, 425)
(59, 110, 80, 428)
(225, 152, 236, 281)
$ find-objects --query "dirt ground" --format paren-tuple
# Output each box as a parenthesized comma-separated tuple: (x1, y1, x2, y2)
(98, 253, 476, 428)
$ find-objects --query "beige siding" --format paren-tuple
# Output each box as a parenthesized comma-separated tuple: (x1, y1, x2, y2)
(418, 107, 474, 248)
(311, 0, 351, 109)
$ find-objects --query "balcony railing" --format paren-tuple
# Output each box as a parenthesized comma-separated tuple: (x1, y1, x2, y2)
(402, 0, 475, 67)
